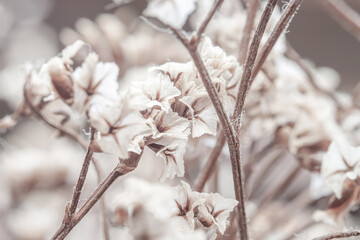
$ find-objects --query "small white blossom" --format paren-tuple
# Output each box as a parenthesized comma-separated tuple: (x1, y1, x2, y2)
(89, 94, 149, 159)
(321, 141, 360, 198)
(143, 0, 197, 29)
(73, 52, 120, 113)
(132, 72, 181, 112)
(146, 109, 190, 140)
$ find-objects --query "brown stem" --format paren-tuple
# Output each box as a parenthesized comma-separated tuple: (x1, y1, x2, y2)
(57, 166, 123, 240)
(233, 0, 278, 130)
(247, 149, 284, 198)
(259, 164, 301, 206)
(92, 158, 110, 240)
(148, 1, 249, 237)
(194, 132, 226, 192)
(313, 230, 360, 240)
(187, 43, 248, 240)
(23, 84, 88, 148)
(239, 0, 260, 64)
(317, 0, 360, 42)
(24, 83, 111, 240)
(0, 101, 27, 134)
(283, 221, 316, 240)
(252, 0, 304, 80)
(284, 42, 341, 107)
(284, 42, 319, 91)
(68, 127, 96, 215)
(196, 0, 224, 39)
(53, 151, 143, 240)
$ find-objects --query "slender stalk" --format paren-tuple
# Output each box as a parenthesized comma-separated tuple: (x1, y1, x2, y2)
(0, 101, 26, 134)
(23, 84, 88, 148)
(53, 151, 143, 240)
(196, 0, 224, 39)
(233, 0, 278, 131)
(239, 0, 260, 64)
(317, 0, 360, 42)
(68, 127, 96, 215)
(283, 220, 316, 240)
(56, 166, 123, 240)
(157, 0, 249, 238)
(284, 42, 319, 91)
(252, 0, 304, 80)
(194, 131, 225, 192)
(24, 83, 112, 240)
(247, 150, 284, 198)
(259, 165, 301, 206)
(92, 158, 110, 240)
(313, 230, 360, 240)
(284, 42, 341, 106)
(187, 42, 248, 240)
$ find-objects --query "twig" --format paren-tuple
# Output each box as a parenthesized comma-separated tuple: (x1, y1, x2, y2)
(196, 0, 224, 39)
(185, 37, 248, 240)
(239, 0, 260, 64)
(284, 42, 342, 107)
(313, 230, 360, 240)
(317, 0, 360, 42)
(0, 101, 27, 134)
(92, 158, 110, 240)
(284, 42, 319, 91)
(51, 127, 96, 240)
(24, 83, 110, 239)
(69, 127, 96, 215)
(194, 132, 226, 192)
(283, 220, 316, 240)
(160, 1, 248, 237)
(53, 151, 143, 240)
(23, 83, 88, 148)
(252, 0, 304, 80)
(259, 164, 301, 206)
(247, 149, 284, 198)
(233, 0, 278, 130)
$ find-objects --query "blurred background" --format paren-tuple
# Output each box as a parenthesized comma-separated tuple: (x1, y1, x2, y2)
(0, 0, 359, 115)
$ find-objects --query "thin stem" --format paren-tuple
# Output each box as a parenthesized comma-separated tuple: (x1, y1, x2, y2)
(247, 150, 284, 198)
(259, 165, 301, 206)
(68, 127, 96, 215)
(0, 101, 26, 134)
(194, 132, 226, 192)
(284, 42, 319, 91)
(23, 84, 88, 148)
(24, 82, 113, 240)
(92, 158, 110, 240)
(196, 0, 224, 39)
(57, 165, 123, 240)
(252, 0, 304, 80)
(53, 151, 143, 240)
(317, 0, 360, 42)
(283, 220, 316, 240)
(313, 230, 360, 240)
(187, 44, 248, 240)
(239, 0, 260, 64)
(284, 42, 343, 107)
(233, 0, 278, 130)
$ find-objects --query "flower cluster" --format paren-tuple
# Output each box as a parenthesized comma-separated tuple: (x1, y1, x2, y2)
(111, 178, 237, 240)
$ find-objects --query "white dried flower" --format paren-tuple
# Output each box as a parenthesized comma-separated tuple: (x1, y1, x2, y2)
(72, 52, 120, 113)
(321, 141, 360, 198)
(89, 93, 149, 159)
(173, 181, 238, 238)
(143, 0, 197, 29)
(132, 72, 181, 112)
(145, 109, 190, 180)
